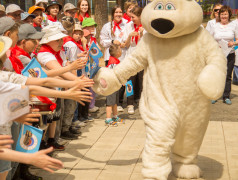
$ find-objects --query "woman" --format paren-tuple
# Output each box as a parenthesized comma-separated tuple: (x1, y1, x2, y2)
(100, 5, 127, 112)
(121, 5, 145, 114)
(211, 5, 238, 105)
(206, 3, 222, 34)
(75, 0, 91, 23)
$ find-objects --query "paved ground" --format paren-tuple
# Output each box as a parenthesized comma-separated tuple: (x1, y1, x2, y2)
(31, 85, 238, 180)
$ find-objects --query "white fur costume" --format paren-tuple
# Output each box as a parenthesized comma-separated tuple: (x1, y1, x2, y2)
(93, 0, 227, 179)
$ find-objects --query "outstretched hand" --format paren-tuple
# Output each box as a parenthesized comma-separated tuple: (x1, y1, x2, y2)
(75, 75, 94, 90)
(29, 147, 63, 173)
(14, 109, 41, 125)
(66, 84, 93, 105)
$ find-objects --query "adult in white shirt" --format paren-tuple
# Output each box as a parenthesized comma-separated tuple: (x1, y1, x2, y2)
(121, 5, 145, 114)
(100, 5, 127, 66)
(210, 5, 238, 105)
(206, 3, 222, 34)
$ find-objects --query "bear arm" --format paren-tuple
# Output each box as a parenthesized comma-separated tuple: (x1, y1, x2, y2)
(197, 30, 227, 100)
(114, 36, 149, 85)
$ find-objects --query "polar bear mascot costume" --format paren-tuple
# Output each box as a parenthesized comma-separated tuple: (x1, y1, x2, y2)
(93, 0, 227, 179)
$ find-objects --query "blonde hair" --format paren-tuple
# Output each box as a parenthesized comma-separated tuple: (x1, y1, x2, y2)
(210, 3, 222, 19)
(124, 1, 137, 12)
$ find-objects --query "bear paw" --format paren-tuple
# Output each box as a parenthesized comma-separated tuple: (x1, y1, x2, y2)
(172, 163, 202, 179)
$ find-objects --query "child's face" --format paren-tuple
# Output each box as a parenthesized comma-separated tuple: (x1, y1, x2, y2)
(23, 39, 38, 53)
(49, 5, 59, 17)
(32, 10, 43, 25)
(23, 16, 34, 25)
(80, 0, 89, 13)
(7, 11, 22, 21)
(47, 38, 63, 52)
(72, 30, 83, 42)
(64, 10, 76, 17)
(127, 5, 135, 17)
(85, 26, 96, 35)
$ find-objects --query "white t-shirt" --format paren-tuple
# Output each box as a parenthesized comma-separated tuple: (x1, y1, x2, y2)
(122, 21, 147, 57)
(206, 19, 216, 34)
(100, 19, 127, 61)
(47, 19, 66, 32)
(63, 41, 83, 62)
(0, 80, 21, 93)
(37, 50, 67, 67)
(210, 21, 238, 54)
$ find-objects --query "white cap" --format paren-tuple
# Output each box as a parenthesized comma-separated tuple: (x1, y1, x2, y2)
(6, 4, 23, 14)
(35, 0, 48, 6)
(40, 25, 68, 44)
(0, 36, 12, 58)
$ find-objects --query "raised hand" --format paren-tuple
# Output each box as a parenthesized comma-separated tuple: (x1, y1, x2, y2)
(0, 135, 14, 150)
(29, 147, 63, 173)
(65, 84, 93, 105)
(70, 58, 87, 70)
(75, 75, 94, 90)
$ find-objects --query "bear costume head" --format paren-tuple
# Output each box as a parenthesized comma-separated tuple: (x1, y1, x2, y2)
(141, 0, 203, 38)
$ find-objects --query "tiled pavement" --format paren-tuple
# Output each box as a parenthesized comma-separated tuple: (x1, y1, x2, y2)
(31, 85, 238, 180)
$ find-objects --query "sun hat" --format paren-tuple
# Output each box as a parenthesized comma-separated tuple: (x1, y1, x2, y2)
(18, 24, 45, 41)
(0, 5, 5, 12)
(21, 12, 36, 21)
(6, 4, 23, 14)
(74, 23, 83, 31)
(63, 3, 78, 12)
(82, 18, 97, 28)
(45, 0, 62, 12)
(0, 16, 15, 35)
(0, 36, 12, 58)
(28, 6, 45, 14)
(35, 0, 48, 6)
(40, 25, 68, 44)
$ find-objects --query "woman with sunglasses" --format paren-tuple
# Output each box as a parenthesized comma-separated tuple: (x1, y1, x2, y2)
(206, 3, 222, 34)
(210, 5, 238, 105)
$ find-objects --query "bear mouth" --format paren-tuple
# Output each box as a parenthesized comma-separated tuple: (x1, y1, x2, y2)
(151, 18, 174, 34)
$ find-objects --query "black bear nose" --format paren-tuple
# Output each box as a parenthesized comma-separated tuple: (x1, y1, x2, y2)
(151, 18, 174, 34)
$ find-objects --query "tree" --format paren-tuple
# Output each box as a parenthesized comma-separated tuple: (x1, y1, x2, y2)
(116, 0, 126, 12)
(94, 0, 108, 41)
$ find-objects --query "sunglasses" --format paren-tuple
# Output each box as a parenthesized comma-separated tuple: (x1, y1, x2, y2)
(214, 9, 220, 12)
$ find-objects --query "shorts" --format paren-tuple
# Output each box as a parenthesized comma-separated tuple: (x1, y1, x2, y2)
(0, 160, 11, 173)
(106, 91, 119, 106)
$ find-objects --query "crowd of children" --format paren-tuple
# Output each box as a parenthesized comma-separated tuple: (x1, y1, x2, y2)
(0, 0, 144, 179)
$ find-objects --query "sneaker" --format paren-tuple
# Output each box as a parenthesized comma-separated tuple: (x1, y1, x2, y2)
(211, 100, 217, 104)
(61, 131, 78, 140)
(82, 116, 94, 122)
(69, 126, 82, 135)
(117, 106, 124, 112)
(105, 118, 118, 127)
(223, 98, 232, 105)
(127, 105, 135, 115)
(113, 117, 125, 124)
(72, 120, 86, 128)
(40, 141, 54, 156)
(47, 139, 65, 151)
(89, 106, 99, 113)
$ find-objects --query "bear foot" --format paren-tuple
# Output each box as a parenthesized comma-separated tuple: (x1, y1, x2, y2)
(172, 163, 202, 179)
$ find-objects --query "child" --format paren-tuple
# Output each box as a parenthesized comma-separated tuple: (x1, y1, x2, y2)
(123, 1, 137, 23)
(63, 3, 78, 19)
(6, 4, 23, 22)
(82, 18, 100, 113)
(35, 0, 48, 27)
(28, 5, 45, 31)
(105, 44, 124, 126)
(21, 12, 35, 25)
(45, 0, 65, 31)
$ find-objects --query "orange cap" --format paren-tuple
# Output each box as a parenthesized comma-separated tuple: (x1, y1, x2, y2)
(28, 5, 45, 14)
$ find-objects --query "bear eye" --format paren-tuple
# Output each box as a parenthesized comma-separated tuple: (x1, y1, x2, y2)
(165, 3, 175, 10)
(154, 3, 164, 10)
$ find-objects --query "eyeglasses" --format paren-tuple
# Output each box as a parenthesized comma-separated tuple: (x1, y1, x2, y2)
(214, 9, 220, 12)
